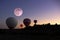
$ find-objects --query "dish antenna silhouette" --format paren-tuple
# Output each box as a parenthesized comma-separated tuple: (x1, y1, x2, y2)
(6, 17, 18, 29)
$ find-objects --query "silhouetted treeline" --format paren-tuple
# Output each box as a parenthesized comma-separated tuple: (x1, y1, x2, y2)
(1, 25, 60, 33)
(2, 17, 60, 34)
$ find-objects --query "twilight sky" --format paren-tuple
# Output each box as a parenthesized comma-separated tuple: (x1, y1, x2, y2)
(0, 0, 60, 29)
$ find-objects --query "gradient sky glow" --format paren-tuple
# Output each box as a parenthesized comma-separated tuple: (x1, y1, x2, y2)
(0, 0, 60, 29)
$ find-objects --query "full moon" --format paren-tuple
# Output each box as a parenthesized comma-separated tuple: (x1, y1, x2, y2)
(14, 8, 23, 16)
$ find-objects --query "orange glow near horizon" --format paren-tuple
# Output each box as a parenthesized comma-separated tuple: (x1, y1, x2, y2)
(18, 19, 60, 26)
(17, 18, 60, 29)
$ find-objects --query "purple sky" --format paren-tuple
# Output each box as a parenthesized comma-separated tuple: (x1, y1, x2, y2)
(0, 0, 60, 29)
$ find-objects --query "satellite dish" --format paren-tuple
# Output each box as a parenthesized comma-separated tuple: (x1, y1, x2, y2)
(6, 17, 18, 29)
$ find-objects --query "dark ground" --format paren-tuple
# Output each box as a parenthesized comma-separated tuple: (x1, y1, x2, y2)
(0, 33, 60, 40)
(1, 25, 60, 40)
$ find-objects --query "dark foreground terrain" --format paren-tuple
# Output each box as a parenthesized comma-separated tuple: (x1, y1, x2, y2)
(1, 25, 60, 40)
